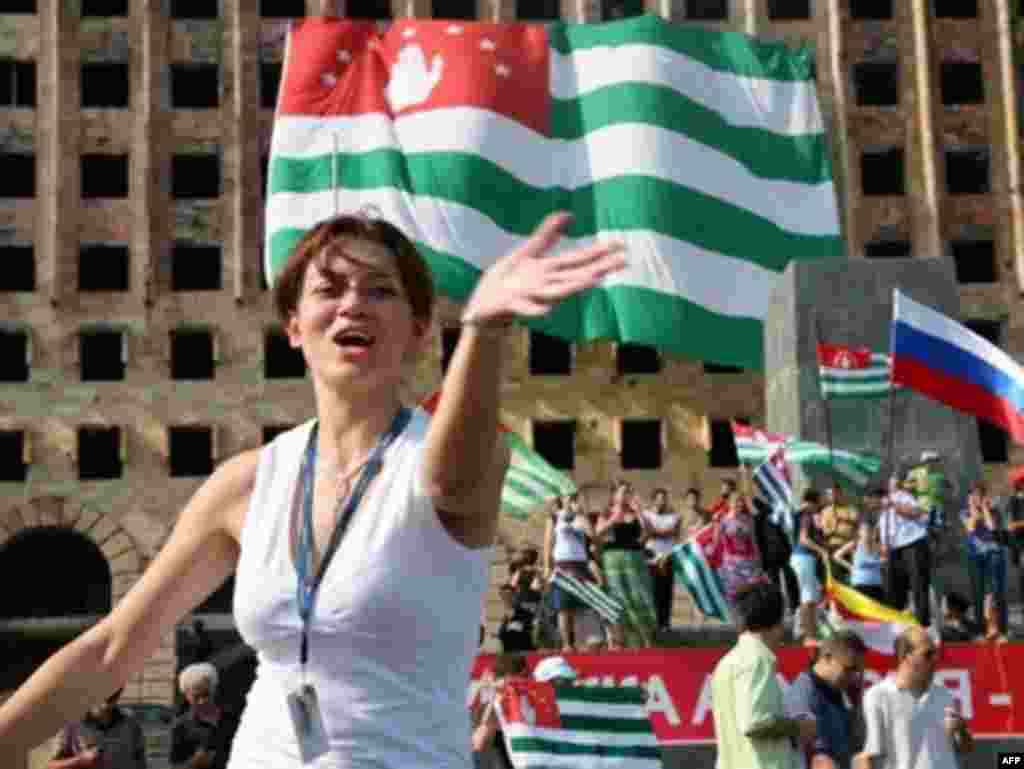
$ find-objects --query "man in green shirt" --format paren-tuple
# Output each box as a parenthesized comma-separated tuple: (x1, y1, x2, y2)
(907, 451, 946, 533)
(711, 582, 815, 769)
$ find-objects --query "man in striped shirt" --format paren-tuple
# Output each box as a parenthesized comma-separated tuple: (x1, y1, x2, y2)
(878, 474, 932, 628)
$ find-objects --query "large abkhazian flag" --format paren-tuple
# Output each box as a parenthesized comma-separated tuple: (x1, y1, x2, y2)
(730, 422, 881, 487)
(265, 16, 842, 369)
(495, 678, 662, 769)
(817, 343, 900, 399)
(418, 392, 575, 518)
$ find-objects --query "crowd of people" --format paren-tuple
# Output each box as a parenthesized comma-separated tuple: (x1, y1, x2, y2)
(492, 480, 682, 654)
(492, 452, 1024, 653)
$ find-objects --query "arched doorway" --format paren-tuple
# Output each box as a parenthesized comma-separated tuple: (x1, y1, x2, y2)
(0, 527, 112, 691)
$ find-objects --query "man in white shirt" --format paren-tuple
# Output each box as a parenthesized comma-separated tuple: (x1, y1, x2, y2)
(878, 474, 932, 627)
(854, 626, 973, 769)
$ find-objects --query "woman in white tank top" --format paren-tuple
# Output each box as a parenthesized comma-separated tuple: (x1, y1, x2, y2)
(0, 209, 625, 768)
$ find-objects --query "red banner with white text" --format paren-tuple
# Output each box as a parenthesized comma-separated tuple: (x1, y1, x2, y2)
(469, 645, 1022, 743)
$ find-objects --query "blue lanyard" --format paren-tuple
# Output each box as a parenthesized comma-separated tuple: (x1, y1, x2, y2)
(295, 407, 412, 669)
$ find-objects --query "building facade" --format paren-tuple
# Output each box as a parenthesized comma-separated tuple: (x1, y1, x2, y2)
(0, 0, 1021, 708)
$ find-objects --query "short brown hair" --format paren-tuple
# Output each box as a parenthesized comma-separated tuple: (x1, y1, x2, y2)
(272, 213, 435, 325)
(818, 630, 867, 659)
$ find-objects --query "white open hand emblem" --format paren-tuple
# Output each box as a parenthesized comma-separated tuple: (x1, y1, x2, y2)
(386, 44, 444, 112)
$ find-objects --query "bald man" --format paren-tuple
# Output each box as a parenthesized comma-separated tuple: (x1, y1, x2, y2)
(854, 627, 973, 769)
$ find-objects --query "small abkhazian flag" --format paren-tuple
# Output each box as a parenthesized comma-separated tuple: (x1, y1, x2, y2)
(730, 422, 882, 488)
(550, 570, 625, 625)
(670, 539, 731, 622)
(495, 679, 662, 769)
(753, 449, 796, 542)
(418, 392, 575, 519)
(265, 16, 841, 370)
(753, 448, 792, 511)
(817, 342, 899, 399)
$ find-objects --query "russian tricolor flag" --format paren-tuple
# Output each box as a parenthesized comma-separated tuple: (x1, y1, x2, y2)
(891, 289, 1024, 444)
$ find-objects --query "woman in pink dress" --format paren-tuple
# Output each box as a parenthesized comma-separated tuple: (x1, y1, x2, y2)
(712, 492, 769, 605)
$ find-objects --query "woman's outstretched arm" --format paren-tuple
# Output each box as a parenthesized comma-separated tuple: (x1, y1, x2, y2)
(0, 451, 257, 758)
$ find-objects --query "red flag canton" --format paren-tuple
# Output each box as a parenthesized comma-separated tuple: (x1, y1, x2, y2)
(277, 19, 387, 116)
(817, 343, 873, 371)
(692, 523, 723, 570)
(278, 18, 550, 136)
(731, 421, 790, 448)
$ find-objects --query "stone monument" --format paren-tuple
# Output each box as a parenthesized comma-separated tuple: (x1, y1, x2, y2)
(764, 257, 984, 604)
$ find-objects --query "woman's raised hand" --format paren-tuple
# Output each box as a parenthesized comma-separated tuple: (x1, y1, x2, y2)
(460, 212, 627, 327)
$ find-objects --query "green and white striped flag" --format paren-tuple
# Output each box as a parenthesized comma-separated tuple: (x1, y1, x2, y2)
(419, 392, 575, 519)
(550, 569, 625, 625)
(670, 538, 731, 622)
(265, 16, 842, 369)
(496, 681, 662, 769)
(731, 422, 882, 487)
(503, 431, 577, 519)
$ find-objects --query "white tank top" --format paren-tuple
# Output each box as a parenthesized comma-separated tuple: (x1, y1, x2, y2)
(552, 516, 589, 562)
(228, 409, 493, 769)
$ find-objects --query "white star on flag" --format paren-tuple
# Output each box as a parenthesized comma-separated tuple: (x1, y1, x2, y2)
(320, 72, 338, 88)
(402, 27, 416, 38)
(480, 38, 496, 51)
(446, 24, 463, 34)
(495, 63, 510, 77)
(337, 49, 351, 62)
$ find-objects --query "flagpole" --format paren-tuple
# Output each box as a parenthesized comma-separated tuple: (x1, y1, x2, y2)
(885, 307, 898, 479)
(813, 311, 838, 488)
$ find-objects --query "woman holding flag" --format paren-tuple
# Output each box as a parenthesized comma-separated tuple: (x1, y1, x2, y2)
(597, 481, 659, 648)
(0, 210, 626, 768)
(542, 493, 606, 651)
(713, 493, 770, 607)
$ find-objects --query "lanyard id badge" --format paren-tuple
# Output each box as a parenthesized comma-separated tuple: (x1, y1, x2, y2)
(289, 407, 412, 763)
(286, 682, 330, 763)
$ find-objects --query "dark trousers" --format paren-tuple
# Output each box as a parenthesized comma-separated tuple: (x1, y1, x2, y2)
(766, 562, 801, 613)
(652, 567, 674, 629)
(969, 548, 1009, 633)
(886, 538, 931, 626)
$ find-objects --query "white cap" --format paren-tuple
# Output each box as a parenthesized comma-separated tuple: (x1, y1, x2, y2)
(920, 451, 940, 463)
(533, 656, 577, 683)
